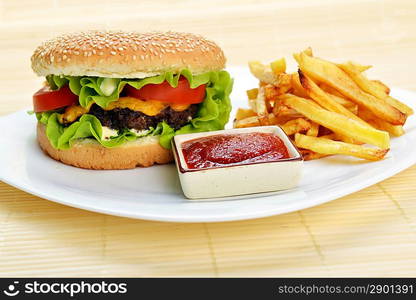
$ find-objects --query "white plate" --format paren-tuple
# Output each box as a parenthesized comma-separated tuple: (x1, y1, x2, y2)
(1, 67, 415, 222)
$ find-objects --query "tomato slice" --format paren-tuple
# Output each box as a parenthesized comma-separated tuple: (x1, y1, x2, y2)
(124, 77, 206, 104)
(33, 85, 78, 112)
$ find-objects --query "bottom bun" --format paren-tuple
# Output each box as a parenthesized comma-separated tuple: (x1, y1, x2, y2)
(37, 123, 173, 169)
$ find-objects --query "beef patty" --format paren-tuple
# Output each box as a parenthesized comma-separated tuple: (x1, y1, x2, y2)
(89, 104, 199, 131)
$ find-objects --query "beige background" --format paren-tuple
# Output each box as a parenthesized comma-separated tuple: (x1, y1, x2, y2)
(1, 0, 415, 276)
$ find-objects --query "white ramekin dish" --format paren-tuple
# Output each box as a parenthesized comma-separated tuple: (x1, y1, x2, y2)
(172, 126, 303, 199)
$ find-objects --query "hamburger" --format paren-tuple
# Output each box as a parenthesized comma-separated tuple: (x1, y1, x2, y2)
(31, 31, 233, 169)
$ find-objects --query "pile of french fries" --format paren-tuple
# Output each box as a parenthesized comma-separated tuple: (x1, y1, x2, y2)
(234, 48, 413, 161)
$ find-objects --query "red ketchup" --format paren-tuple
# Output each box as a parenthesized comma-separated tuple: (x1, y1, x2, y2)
(181, 132, 290, 169)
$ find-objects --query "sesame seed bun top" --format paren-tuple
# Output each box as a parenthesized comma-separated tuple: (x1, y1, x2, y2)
(31, 31, 226, 78)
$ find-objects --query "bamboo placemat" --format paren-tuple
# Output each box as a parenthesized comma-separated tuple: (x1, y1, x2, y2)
(0, 0, 415, 277)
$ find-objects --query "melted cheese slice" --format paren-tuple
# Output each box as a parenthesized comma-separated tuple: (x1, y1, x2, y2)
(59, 104, 90, 124)
(105, 97, 167, 116)
(59, 97, 191, 124)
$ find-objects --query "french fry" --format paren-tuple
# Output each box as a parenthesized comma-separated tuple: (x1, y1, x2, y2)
(338, 62, 413, 116)
(235, 108, 257, 121)
(272, 103, 304, 124)
(295, 53, 406, 125)
(367, 119, 405, 137)
(319, 126, 363, 145)
(275, 73, 292, 95)
(234, 116, 260, 128)
(359, 109, 405, 137)
(295, 134, 389, 161)
(291, 73, 309, 98)
(372, 80, 390, 95)
(246, 88, 258, 100)
(248, 99, 257, 112)
(248, 61, 293, 90)
(320, 128, 361, 146)
(298, 70, 372, 127)
(319, 129, 360, 145)
(299, 149, 330, 160)
(292, 48, 313, 73)
(248, 61, 279, 85)
(255, 87, 269, 125)
(319, 83, 346, 98)
(334, 134, 364, 145)
(270, 58, 286, 74)
(303, 47, 313, 57)
(286, 94, 362, 144)
(315, 87, 359, 113)
(234, 113, 278, 128)
(280, 118, 311, 136)
(306, 122, 319, 137)
(293, 47, 313, 61)
(280, 94, 390, 149)
(345, 61, 372, 73)
(327, 93, 358, 113)
(264, 84, 279, 101)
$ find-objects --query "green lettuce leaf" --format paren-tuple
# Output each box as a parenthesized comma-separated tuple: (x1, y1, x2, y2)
(39, 70, 233, 150)
(47, 69, 214, 109)
(36, 111, 54, 125)
(44, 113, 151, 149)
